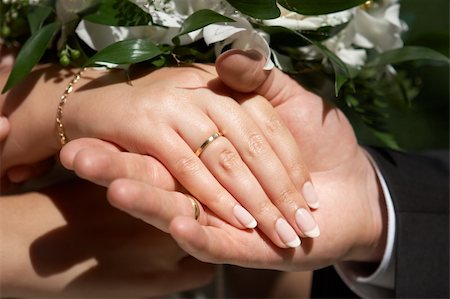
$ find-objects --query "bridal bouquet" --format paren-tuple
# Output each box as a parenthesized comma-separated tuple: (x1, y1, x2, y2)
(1, 0, 448, 146)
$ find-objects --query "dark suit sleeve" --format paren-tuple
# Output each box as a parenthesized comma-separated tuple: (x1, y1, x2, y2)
(365, 147, 449, 298)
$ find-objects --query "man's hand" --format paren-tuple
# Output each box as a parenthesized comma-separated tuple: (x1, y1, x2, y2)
(60, 51, 387, 271)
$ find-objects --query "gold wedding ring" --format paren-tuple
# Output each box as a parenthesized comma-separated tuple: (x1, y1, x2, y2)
(195, 132, 223, 157)
(187, 195, 201, 221)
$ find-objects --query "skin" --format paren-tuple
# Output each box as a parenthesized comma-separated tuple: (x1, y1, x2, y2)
(0, 178, 215, 298)
(59, 50, 387, 271)
(0, 96, 211, 298)
(0, 61, 319, 248)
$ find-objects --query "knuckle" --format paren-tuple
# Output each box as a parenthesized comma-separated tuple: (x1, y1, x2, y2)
(256, 200, 274, 216)
(197, 126, 217, 145)
(289, 161, 309, 183)
(176, 69, 205, 86)
(203, 187, 232, 209)
(143, 160, 160, 185)
(246, 132, 267, 156)
(275, 188, 297, 206)
(212, 188, 230, 206)
(265, 114, 284, 135)
(175, 156, 202, 176)
(218, 148, 241, 174)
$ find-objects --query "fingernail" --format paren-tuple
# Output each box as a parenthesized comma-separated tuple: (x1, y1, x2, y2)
(302, 181, 319, 209)
(295, 208, 320, 238)
(275, 218, 301, 248)
(233, 205, 257, 229)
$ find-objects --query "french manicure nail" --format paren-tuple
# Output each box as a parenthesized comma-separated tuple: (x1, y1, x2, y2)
(275, 218, 301, 248)
(302, 181, 319, 209)
(233, 205, 257, 229)
(295, 208, 320, 238)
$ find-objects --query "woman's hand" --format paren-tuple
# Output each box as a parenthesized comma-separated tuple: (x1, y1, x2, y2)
(0, 179, 214, 297)
(2, 64, 319, 248)
(60, 50, 386, 271)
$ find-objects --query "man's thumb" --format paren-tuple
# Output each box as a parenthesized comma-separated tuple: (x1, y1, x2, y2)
(216, 49, 302, 104)
(215, 49, 268, 93)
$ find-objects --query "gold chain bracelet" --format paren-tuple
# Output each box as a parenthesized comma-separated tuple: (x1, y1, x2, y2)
(56, 67, 86, 146)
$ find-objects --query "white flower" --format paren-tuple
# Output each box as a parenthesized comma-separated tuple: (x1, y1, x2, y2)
(351, 1, 407, 52)
(298, 0, 407, 67)
(263, 5, 352, 31)
(76, 0, 233, 50)
(324, 38, 368, 66)
(56, 0, 97, 24)
(75, 20, 180, 50)
(56, 0, 98, 51)
(204, 18, 274, 70)
(76, 0, 274, 69)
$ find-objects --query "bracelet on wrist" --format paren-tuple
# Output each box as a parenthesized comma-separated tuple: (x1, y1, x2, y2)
(55, 67, 86, 147)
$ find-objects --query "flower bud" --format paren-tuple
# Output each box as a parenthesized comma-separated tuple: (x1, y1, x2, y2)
(59, 55, 70, 66)
(70, 49, 80, 59)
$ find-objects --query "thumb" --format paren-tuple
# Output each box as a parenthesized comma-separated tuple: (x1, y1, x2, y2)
(216, 49, 306, 106)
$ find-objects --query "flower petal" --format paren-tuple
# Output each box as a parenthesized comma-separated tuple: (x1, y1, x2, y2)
(336, 47, 367, 66)
(203, 23, 246, 45)
(75, 20, 178, 50)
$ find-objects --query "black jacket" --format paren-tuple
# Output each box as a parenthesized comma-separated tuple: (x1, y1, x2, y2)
(312, 148, 449, 298)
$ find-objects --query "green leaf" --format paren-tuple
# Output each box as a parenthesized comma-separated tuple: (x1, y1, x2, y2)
(278, 0, 367, 15)
(301, 22, 350, 41)
(257, 25, 310, 47)
(175, 9, 234, 39)
(27, 5, 53, 34)
(226, 0, 280, 19)
(366, 46, 450, 67)
(2, 22, 60, 93)
(84, 39, 163, 66)
(272, 49, 297, 73)
(257, 22, 349, 48)
(371, 130, 400, 150)
(300, 33, 354, 95)
(82, 0, 152, 26)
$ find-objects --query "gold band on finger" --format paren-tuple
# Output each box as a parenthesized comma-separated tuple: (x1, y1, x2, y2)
(187, 195, 201, 221)
(195, 132, 223, 157)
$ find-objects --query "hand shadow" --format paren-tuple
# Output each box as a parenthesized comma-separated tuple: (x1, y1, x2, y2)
(28, 179, 197, 295)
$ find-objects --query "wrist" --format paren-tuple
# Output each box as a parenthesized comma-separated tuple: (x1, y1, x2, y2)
(347, 148, 387, 263)
(63, 68, 126, 143)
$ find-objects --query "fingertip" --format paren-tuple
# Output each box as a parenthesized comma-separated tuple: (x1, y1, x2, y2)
(61, 138, 122, 170)
(59, 143, 77, 170)
(216, 49, 269, 93)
